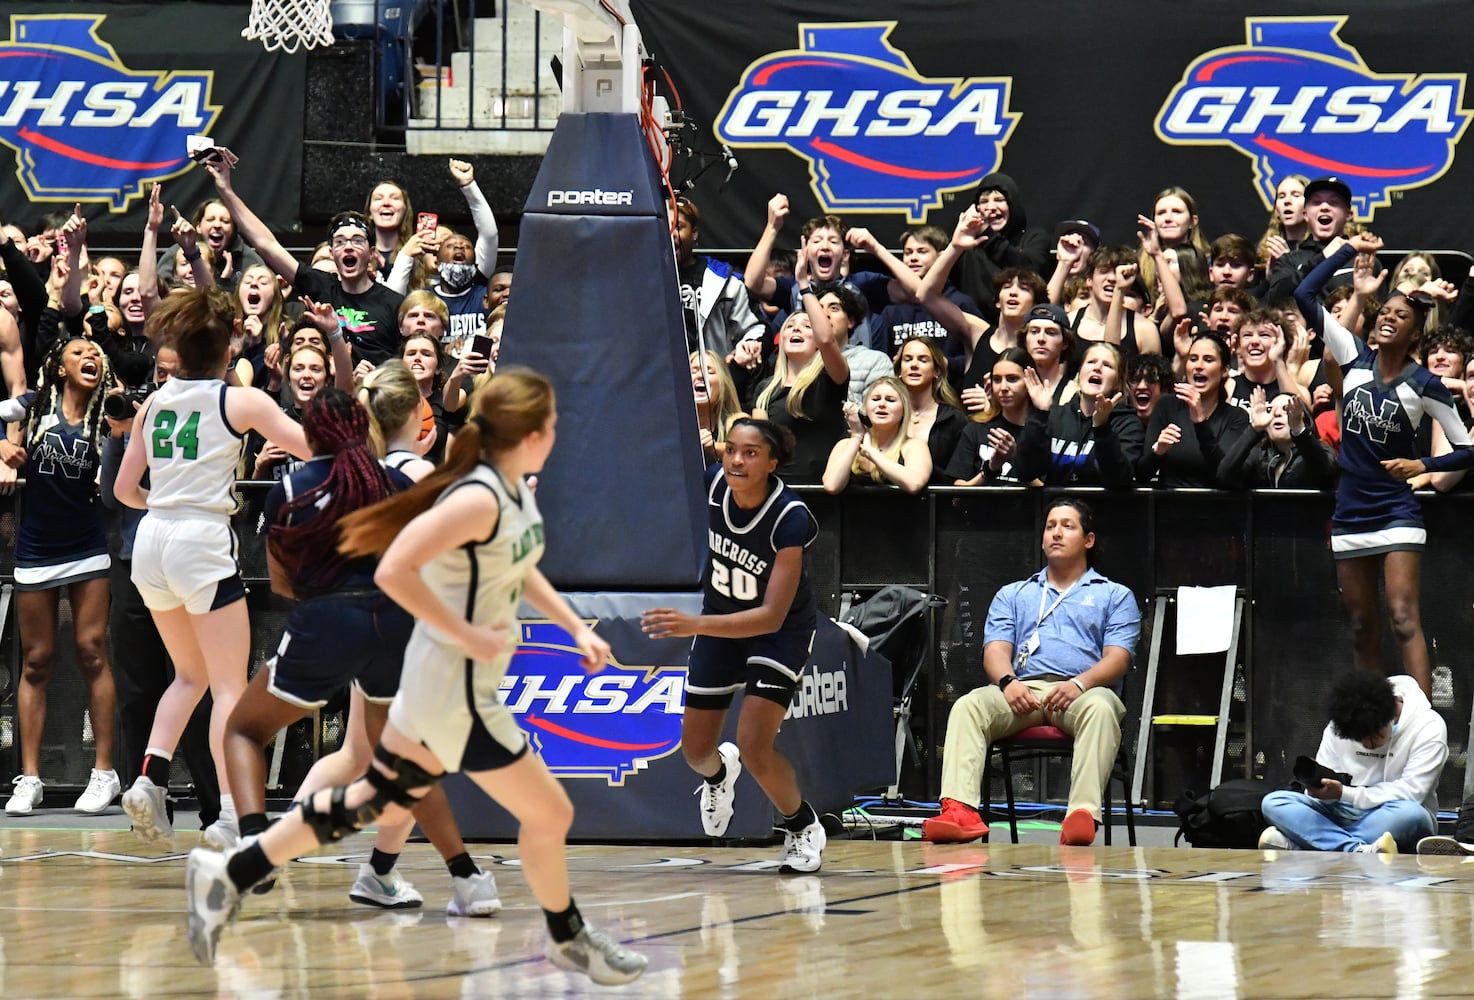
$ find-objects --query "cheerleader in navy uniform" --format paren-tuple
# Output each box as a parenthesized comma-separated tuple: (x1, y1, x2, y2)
(1295, 232, 1474, 692)
(1, 337, 120, 816)
(641, 418, 827, 873)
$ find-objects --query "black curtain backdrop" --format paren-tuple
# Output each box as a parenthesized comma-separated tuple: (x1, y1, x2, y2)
(0, 2, 304, 234)
(632, 1, 1474, 254)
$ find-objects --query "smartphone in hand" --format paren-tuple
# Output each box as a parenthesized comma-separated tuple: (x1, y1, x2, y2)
(417, 212, 439, 232)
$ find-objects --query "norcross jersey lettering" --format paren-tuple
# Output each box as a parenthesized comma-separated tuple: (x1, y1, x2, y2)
(702, 466, 818, 630)
(707, 531, 769, 577)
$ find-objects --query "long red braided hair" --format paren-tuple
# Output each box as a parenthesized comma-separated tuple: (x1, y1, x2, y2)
(268, 387, 395, 595)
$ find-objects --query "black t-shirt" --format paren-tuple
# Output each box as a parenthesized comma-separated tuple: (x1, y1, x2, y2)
(759, 370, 848, 484)
(293, 264, 404, 366)
(944, 414, 1026, 484)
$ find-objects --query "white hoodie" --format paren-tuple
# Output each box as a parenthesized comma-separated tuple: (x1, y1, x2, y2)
(1316, 674, 1447, 821)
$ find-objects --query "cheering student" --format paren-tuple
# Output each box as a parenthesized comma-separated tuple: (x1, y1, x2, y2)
(184, 369, 647, 986)
(1295, 233, 1474, 694)
(641, 418, 827, 873)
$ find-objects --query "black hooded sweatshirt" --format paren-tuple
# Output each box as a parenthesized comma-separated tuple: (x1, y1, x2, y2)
(949, 172, 1051, 324)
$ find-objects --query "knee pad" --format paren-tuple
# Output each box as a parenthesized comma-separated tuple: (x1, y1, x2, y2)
(357, 744, 445, 818)
(300, 786, 360, 844)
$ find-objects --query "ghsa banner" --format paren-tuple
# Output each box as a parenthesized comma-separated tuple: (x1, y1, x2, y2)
(0, 3, 304, 234)
(631, 1, 1474, 252)
(1156, 17, 1470, 221)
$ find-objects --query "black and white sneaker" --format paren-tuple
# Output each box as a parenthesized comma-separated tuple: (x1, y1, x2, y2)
(1417, 835, 1474, 856)
(697, 742, 742, 837)
(778, 819, 826, 874)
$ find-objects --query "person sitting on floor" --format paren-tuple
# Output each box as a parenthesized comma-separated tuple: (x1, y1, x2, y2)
(1259, 670, 1446, 855)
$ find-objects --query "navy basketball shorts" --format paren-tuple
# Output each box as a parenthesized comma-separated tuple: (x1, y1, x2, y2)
(684, 626, 816, 711)
(266, 590, 413, 709)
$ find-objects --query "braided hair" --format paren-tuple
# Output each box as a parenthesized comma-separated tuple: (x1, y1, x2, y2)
(267, 387, 395, 596)
(26, 336, 112, 458)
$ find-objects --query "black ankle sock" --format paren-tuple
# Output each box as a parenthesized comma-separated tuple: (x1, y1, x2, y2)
(704, 761, 727, 786)
(446, 852, 479, 879)
(782, 801, 817, 832)
(239, 812, 269, 839)
(370, 848, 398, 877)
(543, 900, 585, 943)
(142, 754, 170, 786)
(227, 843, 275, 892)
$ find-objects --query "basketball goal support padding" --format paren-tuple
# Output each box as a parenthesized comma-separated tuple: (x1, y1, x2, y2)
(500, 112, 706, 590)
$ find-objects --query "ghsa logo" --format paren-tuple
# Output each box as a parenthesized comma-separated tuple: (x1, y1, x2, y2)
(1156, 17, 1471, 220)
(500, 622, 684, 786)
(715, 22, 1018, 223)
(0, 15, 219, 210)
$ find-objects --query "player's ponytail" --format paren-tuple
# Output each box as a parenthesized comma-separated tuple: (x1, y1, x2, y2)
(339, 367, 555, 558)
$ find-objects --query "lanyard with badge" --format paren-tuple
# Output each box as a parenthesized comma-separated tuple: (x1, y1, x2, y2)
(1017, 577, 1074, 672)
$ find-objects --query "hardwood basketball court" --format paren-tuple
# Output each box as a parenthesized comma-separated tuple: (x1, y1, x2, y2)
(2, 825, 1472, 998)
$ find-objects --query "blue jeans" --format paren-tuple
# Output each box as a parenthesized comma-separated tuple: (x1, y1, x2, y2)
(1261, 790, 1435, 852)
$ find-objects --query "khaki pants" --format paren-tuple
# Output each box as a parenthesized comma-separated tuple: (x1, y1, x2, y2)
(938, 679, 1126, 820)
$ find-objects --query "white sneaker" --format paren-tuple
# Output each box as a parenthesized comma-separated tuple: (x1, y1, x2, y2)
(185, 847, 242, 965)
(545, 924, 648, 985)
(348, 864, 424, 910)
(1257, 826, 1295, 851)
(697, 742, 742, 837)
(122, 775, 173, 843)
(202, 817, 240, 850)
(74, 768, 120, 814)
(447, 869, 501, 916)
(1356, 831, 1398, 855)
(5, 775, 43, 815)
(778, 818, 826, 874)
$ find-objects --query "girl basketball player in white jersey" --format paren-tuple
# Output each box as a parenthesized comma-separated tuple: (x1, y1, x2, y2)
(113, 288, 312, 847)
(184, 368, 647, 986)
(641, 417, 827, 874)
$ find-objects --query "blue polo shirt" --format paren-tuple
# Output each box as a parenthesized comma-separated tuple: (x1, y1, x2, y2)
(984, 567, 1139, 681)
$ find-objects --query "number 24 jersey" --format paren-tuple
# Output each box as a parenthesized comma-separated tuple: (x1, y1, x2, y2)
(141, 378, 247, 516)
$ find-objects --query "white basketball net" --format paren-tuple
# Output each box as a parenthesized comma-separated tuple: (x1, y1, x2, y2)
(242, 0, 335, 54)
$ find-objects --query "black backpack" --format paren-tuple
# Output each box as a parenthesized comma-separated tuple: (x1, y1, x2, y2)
(1173, 778, 1270, 848)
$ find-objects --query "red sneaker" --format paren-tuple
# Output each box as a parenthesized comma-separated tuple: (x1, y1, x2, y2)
(922, 798, 989, 843)
(1060, 808, 1097, 846)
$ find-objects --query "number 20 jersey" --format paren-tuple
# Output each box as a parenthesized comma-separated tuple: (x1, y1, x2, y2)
(142, 378, 247, 516)
(702, 465, 818, 632)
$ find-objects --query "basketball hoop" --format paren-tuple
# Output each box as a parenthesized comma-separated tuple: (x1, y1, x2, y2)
(242, 0, 335, 53)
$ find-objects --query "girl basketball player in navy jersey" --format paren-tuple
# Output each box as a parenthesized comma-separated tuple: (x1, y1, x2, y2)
(185, 369, 647, 985)
(1, 337, 119, 816)
(278, 361, 499, 916)
(113, 288, 312, 847)
(1296, 232, 1474, 692)
(641, 418, 827, 873)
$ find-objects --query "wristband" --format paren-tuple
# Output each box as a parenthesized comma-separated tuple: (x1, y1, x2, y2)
(800, 283, 819, 298)
(183, 250, 201, 263)
(1071, 677, 1087, 694)
(998, 675, 1017, 691)
(328, 329, 345, 344)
